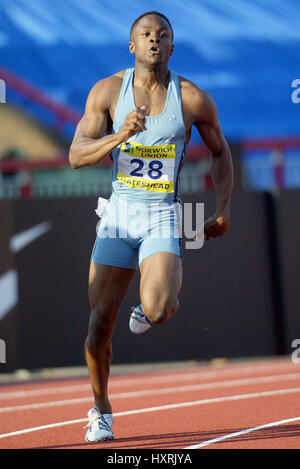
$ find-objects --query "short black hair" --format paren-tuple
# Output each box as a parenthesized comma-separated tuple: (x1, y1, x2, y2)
(130, 11, 173, 40)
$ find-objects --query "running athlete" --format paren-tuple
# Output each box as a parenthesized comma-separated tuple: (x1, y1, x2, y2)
(69, 11, 233, 443)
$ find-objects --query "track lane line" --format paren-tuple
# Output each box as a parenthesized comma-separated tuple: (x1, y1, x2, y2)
(185, 416, 300, 449)
(0, 360, 294, 400)
(1, 372, 300, 413)
(1, 386, 300, 440)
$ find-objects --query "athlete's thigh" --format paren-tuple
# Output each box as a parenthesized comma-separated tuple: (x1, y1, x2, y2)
(88, 262, 136, 311)
(139, 252, 182, 311)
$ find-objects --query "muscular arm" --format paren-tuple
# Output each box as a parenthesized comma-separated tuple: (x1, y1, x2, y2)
(69, 76, 147, 169)
(183, 82, 233, 239)
(195, 92, 233, 217)
(69, 79, 121, 169)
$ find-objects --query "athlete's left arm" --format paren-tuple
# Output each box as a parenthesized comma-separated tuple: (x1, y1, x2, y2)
(187, 86, 234, 241)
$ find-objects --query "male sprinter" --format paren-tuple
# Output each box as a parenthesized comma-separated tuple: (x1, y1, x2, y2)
(69, 11, 233, 443)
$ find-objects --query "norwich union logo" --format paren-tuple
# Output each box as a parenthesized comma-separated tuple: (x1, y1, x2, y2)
(120, 142, 175, 159)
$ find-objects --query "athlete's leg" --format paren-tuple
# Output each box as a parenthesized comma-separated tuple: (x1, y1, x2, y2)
(139, 252, 182, 325)
(85, 262, 136, 414)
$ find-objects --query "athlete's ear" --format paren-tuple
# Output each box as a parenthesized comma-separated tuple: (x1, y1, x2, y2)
(129, 41, 135, 55)
(170, 43, 174, 56)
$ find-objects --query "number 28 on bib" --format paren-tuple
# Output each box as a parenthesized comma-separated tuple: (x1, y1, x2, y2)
(117, 142, 176, 193)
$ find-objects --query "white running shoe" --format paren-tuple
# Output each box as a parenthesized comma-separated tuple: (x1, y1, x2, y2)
(129, 304, 153, 334)
(84, 407, 114, 443)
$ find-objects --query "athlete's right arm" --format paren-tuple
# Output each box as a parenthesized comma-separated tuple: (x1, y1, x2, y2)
(69, 79, 146, 169)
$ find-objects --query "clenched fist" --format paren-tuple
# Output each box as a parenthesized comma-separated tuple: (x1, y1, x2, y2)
(118, 106, 147, 142)
(204, 212, 230, 241)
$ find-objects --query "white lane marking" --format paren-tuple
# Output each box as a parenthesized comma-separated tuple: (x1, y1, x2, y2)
(0, 383, 91, 400)
(0, 386, 300, 440)
(1, 372, 300, 413)
(0, 360, 294, 400)
(185, 416, 300, 449)
(0, 396, 92, 413)
(0, 418, 86, 440)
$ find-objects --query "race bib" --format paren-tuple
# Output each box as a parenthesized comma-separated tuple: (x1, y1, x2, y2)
(117, 141, 176, 193)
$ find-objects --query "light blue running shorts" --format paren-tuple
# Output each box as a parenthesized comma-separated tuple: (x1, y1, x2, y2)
(90, 192, 182, 269)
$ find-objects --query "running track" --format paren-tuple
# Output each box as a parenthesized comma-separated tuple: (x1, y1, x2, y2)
(0, 357, 300, 449)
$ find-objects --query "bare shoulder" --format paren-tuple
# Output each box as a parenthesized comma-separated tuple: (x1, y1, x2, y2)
(179, 75, 215, 106)
(179, 75, 218, 124)
(85, 70, 126, 112)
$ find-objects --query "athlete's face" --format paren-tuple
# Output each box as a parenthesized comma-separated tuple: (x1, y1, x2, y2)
(129, 15, 174, 66)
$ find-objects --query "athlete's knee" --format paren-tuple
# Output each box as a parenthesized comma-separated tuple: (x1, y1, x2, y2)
(144, 296, 180, 324)
(143, 299, 177, 325)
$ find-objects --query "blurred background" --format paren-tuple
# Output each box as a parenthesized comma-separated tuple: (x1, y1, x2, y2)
(0, 0, 300, 374)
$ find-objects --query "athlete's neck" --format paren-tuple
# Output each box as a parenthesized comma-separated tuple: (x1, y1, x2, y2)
(133, 63, 170, 91)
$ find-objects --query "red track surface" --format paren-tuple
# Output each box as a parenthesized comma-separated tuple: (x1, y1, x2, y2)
(0, 357, 300, 450)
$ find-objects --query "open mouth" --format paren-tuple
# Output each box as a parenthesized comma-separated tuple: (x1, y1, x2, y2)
(149, 46, 160, 55)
